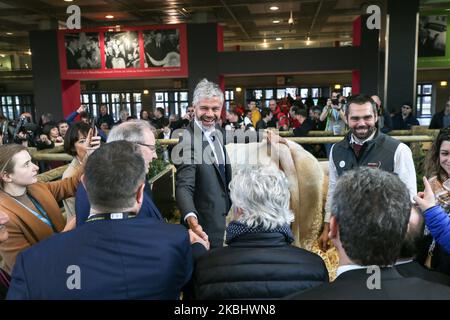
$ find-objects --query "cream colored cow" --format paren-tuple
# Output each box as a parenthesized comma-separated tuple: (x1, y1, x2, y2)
(226, 137, 327, 250)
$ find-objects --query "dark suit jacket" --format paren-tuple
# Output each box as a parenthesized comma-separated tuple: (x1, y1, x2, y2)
(395, 260, 450, 287)
(66, 48, 79, 70)
(75, 181, 163, 226)
(287, 267, 450, 300)
(7, 218, 198, 300)
(175, 121, 232, 249)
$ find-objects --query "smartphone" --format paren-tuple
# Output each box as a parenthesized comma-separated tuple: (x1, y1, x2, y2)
(91, 118, 98, 136)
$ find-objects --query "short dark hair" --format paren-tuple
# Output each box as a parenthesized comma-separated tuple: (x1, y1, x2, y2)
(64, 122, 91, 156)
(331, 167, 411, 266)
(156, 107, 165, 115)
(42, 122, 58, 137)
(161, 117, 170, 127)
(261, 108, 271, 118)
(84, 141, 146, 211)
(345, 94, 377, 117)
(79, 111, 90, 120)
(294, 108, 308, 118)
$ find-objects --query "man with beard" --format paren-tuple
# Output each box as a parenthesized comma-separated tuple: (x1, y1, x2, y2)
(175, 79, 232, 249)
(318, 95, 417, 251)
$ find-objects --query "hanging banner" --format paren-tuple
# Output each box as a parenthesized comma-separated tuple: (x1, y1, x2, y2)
(58, 24, 188, 79)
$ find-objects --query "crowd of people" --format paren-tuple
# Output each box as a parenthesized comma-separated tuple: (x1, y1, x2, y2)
(0, 79, 450, 300)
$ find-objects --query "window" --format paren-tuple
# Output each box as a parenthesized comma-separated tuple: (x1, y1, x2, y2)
(0, 94, 34, 120)
(343, 86, 352, 97)
(153, 90, 189, 116)
(224, 90, 234, 110)
(81, 92, 143, 122)
(416, 83, 433, 120)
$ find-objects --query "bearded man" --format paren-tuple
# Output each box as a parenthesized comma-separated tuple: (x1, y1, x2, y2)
(175, 79, 232, 249)
(318, 95, 417, 251)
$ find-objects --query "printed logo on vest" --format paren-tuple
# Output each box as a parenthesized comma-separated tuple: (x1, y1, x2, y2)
(367, 162, 381, 169)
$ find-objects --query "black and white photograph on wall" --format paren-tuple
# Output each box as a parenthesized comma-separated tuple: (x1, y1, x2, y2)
(418, 15, 447, 57)
(65, 32, 101, 69)
(104, 31, 140, 69)
(143, 29, 180, 68)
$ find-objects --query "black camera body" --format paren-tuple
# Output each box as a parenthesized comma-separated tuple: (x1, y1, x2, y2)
(14, 116, 38, 141)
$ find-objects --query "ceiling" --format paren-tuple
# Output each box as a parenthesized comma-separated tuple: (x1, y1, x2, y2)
(0, 0, 449, 54)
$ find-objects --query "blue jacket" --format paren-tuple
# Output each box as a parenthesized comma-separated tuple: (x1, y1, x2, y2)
(75, 181, 163, 226)
(65, 111, 107, 141)
(424, 205, 450, 254)
(7, 218, 198, 299)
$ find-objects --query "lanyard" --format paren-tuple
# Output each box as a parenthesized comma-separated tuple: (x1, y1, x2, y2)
(86, 212, 136, 223)
(11, 195, 56, 232)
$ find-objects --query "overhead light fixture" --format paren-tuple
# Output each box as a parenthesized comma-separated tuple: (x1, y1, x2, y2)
(235, 87, 242, 92)
(6, 32, 13, 35)
(272, 19, 280, 24)
(306, 36, 311, 46)
(143, 89, 150, 95)
(334, 84, 341, 90)
(269, 6, 279, 11)
(0, 54, 5, 58)
(440, 81, 448, 87)
(276, 37, 282, 41)
(64, 0, 73, 2)
(105, 15, 114, 19)
(25, 49, 32, 55)
(288, 11, 294, 25)
(278, 46, 283, 50)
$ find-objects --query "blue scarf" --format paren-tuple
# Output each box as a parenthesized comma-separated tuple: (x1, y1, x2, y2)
(225, 221, 295, 245)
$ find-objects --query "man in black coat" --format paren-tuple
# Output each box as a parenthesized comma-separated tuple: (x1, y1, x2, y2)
(395, 206, 450, 286)
(189, 166, 328, 299)
(287, 167, 450, 300)
(174, 79, 232, 249)
(429, 98, 450, 129)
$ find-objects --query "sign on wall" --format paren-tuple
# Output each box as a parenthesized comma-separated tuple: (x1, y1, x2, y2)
(58, 24, 188, 79)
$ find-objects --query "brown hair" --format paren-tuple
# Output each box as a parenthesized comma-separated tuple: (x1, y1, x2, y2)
(424, 128, 450, 183)
(0, 144, 27, 189)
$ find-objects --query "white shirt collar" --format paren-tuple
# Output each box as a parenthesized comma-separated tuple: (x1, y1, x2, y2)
(394, 259, 413, 266)
(350, 130, 376, 146)
(336, 264, 368, 278)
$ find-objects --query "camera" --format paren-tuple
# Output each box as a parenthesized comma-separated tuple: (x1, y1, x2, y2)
(13, 115, 38, 141)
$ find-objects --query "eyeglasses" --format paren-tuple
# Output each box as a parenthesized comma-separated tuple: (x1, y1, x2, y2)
(137, 143, 156, 152)
(402, 106, 411, 109)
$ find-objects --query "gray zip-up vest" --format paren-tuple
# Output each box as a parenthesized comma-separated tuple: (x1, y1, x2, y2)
(332, 131, 401, 176)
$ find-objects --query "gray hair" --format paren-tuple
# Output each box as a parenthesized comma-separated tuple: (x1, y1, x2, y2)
(192, 78, 224, 107)
(331, 167, 411, 266)
(119, 109, 129, 121)
(107, 120, 155, 144)
(229, 165, 294, 230)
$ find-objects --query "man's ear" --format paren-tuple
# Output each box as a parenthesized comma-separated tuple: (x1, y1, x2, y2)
(136, 182, 145, 205)
(329, 215, 339, 240)
(80, 174, 87, 189)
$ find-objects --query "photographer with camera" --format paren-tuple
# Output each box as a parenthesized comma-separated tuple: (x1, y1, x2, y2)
(320, 91, 347, 157)
(12, 113, 38, 148)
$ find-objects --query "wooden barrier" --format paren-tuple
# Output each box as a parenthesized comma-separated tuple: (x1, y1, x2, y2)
(278, 128, 439, 137)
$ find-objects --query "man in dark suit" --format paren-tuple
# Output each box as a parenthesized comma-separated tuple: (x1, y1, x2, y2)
(75, 120, 163, 226)
(7, 141, 208, 300)
(287, 167, 450, 300)
(395, 206, 450, 286)
(174, 79, 232, 249)
(66, 37, 80, 70)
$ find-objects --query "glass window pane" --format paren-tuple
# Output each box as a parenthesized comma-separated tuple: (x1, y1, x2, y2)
(230, 91, 234, 100)
(180, 92, 188, 101)
(155, 92, 164, 102)
(135, 103, 142, 117)
(276, 89, 285, 99)
(156, 102, 165, 108)
(417, 85, 421, 95)
(312, 88, 319, 98)
(265, 90, 273, 99)
(286, 87, 297, 98)
(15, 96, 20, 104)
(91, 94, 96, 103)
(133, 93, 141, 102)
(225, 91, 230, 100)
(254, 90, 263, 100)
(300, 89, 308, 98)
(7, 96, 12, 105)
(423, 85, 432, 95)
